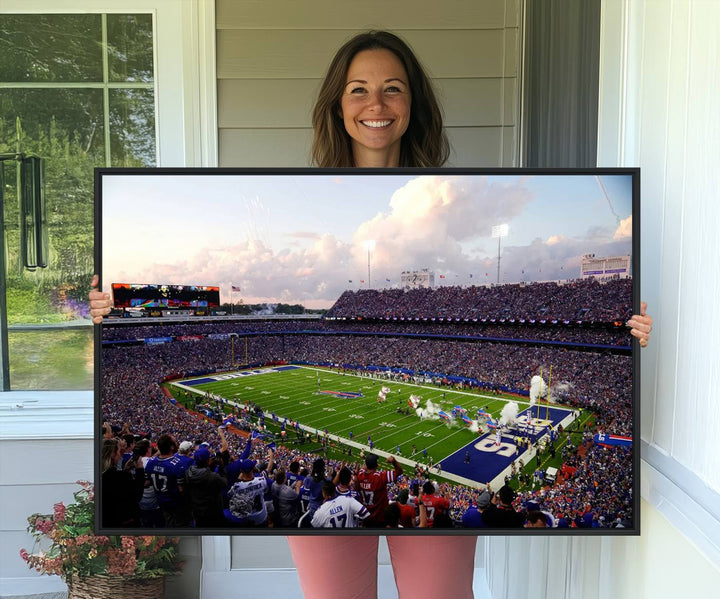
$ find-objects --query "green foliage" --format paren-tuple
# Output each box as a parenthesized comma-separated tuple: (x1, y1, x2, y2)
(274, 303, 305, 314)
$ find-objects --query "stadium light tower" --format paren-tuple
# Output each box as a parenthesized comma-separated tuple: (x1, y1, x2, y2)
(363, 239, 376, 288)
(491, 224, 508, 284)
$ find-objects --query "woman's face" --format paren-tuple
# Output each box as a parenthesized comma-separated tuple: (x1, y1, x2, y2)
(340, 48, 411, 167)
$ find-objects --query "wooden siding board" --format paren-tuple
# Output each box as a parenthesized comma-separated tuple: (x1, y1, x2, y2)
(216, 0, 508, 30)
(217, 30, 506, 80)
(218, 78, 509, 128)
(446, 126, 504, 167)
(219, 129, 314, 167)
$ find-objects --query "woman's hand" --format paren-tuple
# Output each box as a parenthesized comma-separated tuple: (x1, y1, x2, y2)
(89, 274, 111, 324)
(627, 301, 653, 348)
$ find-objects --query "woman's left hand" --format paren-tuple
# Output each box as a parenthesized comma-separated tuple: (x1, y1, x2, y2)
(627, 301, 653, 348)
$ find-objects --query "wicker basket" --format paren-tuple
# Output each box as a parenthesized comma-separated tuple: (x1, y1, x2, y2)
(67, 575, 165, 599)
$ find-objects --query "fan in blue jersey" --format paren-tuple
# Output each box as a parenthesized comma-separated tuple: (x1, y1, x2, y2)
(224, 434, 255, 490)
(144, 434, 192, 527)
(175, 440, 195, 471)
(298, 458, 334, 527)
(311, 481, 369, 528)
(286, 460, 305, 489)
(334, 466, 359, 500)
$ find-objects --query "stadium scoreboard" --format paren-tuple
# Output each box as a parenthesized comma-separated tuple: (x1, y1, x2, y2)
(111, 283, 220, 311)
(401, 268, 435, 289)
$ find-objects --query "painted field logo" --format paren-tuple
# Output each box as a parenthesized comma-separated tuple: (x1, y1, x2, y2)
(317, 390, 363, 398)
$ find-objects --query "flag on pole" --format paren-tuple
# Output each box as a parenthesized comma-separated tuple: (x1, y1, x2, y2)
(232, 285, 241, 292)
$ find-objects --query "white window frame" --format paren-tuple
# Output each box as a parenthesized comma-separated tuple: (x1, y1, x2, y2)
(0, 0, 217, 418)
(0, 0, 218, 168)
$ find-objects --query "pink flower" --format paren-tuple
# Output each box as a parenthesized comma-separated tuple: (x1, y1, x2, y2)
(106, 548, 137, 576)
(19, 549, 29, 562)
(121, 537, 135, 550)
(53, 503, 66, 522)
(34, 518, 54, 535)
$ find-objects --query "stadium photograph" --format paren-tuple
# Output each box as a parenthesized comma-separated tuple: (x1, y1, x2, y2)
(97, 169, 637, 535)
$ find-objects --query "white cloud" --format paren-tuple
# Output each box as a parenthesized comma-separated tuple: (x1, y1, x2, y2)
(613, 215, 632, 240)
(351, 175, 534, 276)
(104, 175, 634, 307)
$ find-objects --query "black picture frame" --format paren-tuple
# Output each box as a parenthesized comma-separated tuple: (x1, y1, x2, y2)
(95, 167, 640, 537)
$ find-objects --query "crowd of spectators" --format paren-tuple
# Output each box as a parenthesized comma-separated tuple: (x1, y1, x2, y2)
(102, 317, 629, 346)
(325, 278, 632, 322)
(101, 417, 632, 529)
(99, 278, 634, 530)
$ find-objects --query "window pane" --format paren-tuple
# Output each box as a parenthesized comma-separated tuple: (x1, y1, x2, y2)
(110, 88, 156, 166)
(1, 13, 157, 391)
(107, 14, 154, 83)
(1, 88, 102, 290)
(0, 14, 103, 82)
(8, 328, 93, 390)
(0, 88, 106, 164)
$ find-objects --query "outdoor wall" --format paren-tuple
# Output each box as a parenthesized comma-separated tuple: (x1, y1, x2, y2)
(215, 0, 521, 167)
(485, 0, 720, 596)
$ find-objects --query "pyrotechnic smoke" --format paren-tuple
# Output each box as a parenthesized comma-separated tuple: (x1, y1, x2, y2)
(425, 400, 440, 416)
(500, 402, 519, 426)
(417, 399, 441, 421)
(530, 375, 548, 404)
(469, 421, 480, 433)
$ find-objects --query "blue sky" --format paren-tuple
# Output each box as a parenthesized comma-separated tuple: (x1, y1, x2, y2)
(102, 172, 633, 308)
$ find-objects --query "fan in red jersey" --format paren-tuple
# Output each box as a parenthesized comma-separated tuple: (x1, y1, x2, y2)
(355, 453, 403, 527)
(420, 480, 451, 528)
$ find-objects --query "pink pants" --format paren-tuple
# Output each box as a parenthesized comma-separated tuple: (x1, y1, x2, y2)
(288, 535, 476, 599)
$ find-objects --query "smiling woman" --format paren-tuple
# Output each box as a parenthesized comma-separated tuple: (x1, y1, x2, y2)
(311, 31, 449, 168)
(340, 48, 412, 167)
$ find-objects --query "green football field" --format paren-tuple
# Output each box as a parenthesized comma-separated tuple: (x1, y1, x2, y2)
(171, 365, 538, 470)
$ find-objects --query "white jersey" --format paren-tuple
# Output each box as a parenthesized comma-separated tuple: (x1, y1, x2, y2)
(311, 494, 370, 528)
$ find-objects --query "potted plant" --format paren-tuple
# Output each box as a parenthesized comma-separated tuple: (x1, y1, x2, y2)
(20, 480, 182, 599)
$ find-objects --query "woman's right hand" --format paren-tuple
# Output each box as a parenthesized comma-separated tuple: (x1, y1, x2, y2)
(89, 274, 111, 324)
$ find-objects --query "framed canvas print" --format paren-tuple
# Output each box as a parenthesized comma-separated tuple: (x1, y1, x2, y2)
(95, 167, 639, 536)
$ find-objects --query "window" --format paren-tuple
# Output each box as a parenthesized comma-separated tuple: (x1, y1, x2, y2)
(1, 13, 156, 390)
